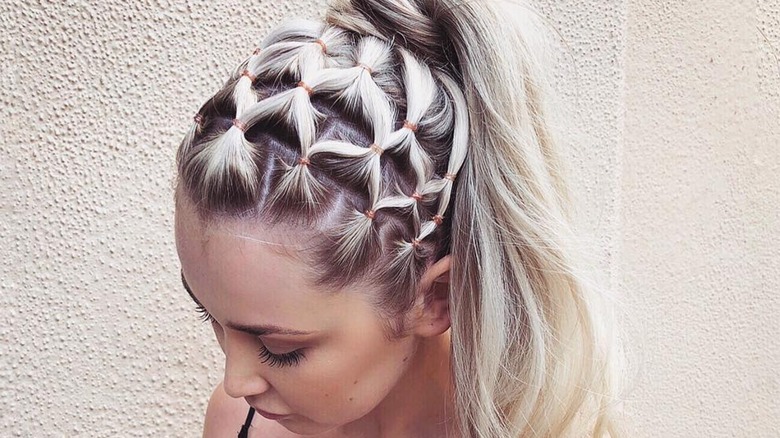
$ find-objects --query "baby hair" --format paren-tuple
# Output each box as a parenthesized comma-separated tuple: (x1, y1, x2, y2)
(175, 1, 624, 436)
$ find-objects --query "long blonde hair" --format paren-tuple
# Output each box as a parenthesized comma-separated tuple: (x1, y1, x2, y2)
(175, 1, 625, 436)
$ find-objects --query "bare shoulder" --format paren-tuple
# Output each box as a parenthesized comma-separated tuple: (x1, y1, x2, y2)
(202, 380, 277, 438)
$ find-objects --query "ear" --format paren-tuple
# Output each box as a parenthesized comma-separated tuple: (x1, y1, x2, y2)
(410, 255, 452, 337)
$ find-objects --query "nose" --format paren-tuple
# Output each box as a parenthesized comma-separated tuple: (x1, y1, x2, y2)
(222, 334, 271, 399)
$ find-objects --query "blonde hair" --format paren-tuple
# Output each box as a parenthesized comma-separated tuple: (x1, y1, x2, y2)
(175, 0, 625, 436)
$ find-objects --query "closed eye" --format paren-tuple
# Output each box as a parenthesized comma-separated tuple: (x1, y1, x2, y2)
(193, 304, 306, 368)
(258, 344, 306, 368)
(195, 304, 217, 324)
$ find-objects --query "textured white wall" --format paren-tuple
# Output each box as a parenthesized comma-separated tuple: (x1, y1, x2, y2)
(621, 1, 779, 436)
(0, 0, 776, 437)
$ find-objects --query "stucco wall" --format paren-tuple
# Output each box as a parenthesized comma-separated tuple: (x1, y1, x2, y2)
(621, 1, 779, 436)
(1, 0, 776, 436)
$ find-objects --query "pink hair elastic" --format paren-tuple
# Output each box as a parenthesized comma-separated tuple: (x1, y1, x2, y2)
(298, 156, 311, 166)
(232, 118, 248, 132)
(364, 209, 376, 220)
(369, 143, 384, 156)
(193, 113, 204, 125)
(356, 62, 374, 74)
(403, 120, 418, 132)
(297, 81, 314, 96)
(314, 39, 328, 54)
(443, 173, 457, 182)
(432, 214, 444, 225)
(410, 191, 423, 201)
(411, 238, 421, 248)
(241, 69, 257, 82)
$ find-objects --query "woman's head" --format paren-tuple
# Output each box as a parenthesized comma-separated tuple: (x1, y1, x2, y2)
(175, 16, 467, 338)
(175, 1, 625, 436)
(175, 194, 452, 435)
(174, 7, 466, 434)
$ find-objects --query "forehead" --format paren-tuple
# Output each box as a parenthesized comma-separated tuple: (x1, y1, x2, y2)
(174, 189, 301, 250)
(174, 198, 346, 332)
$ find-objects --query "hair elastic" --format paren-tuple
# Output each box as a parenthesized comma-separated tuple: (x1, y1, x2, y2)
(369, 143, 384, 156)
(364, 209, 376, 220)
(241, 69, 257, 82)
(314, 38, 328, 54)
(411, 238, 421, 248)
(193, 113, 204, 125)
(356, 62, 374, 74)
(298, 156, 311, 166)
(297, 81, 314, 96)
(403, 120, 418, 132)
(432, 214, 444, 225)
(443, 173, 457, 182)
(232, 118, 248, 132)
(410, 191, 423, 201)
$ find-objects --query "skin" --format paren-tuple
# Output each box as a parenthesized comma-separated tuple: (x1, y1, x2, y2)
(174, 195, 457, 438)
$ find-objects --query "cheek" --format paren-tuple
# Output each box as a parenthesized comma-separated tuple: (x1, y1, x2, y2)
(282, 335, 416, 424)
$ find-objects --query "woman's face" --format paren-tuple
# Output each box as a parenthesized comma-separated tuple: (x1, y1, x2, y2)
(174, 199, 418, 435)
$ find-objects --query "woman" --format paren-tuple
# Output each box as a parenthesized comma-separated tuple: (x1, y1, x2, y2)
(174, 0, 624, 436)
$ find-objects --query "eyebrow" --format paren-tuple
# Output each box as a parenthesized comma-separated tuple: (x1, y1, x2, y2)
(180, 270, 314, 336)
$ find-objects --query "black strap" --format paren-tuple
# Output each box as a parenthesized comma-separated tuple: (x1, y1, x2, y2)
(238, 407, 255, 438)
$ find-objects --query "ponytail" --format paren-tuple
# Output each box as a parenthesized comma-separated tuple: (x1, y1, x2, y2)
(327, 1, 624, 436)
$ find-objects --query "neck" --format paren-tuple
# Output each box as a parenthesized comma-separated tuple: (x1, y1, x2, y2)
(343, 329, 457, 438)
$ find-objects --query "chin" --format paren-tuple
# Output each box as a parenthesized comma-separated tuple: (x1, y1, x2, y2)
(277, 418, 341, 437)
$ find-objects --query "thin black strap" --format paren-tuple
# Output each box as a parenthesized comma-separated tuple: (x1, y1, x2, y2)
(238, 407, 255, 438)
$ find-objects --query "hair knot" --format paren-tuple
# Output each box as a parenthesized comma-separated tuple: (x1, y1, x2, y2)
(369, 143, 384, 156)
(232, 118, 248, 132)
(241, 69, 257, 82)
(356, 62, 374, 74)
(314, 38, 328, 54)
(297, 81, 314, 96)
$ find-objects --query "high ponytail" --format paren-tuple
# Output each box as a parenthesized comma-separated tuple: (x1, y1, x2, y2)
(326, 1, 624, 437)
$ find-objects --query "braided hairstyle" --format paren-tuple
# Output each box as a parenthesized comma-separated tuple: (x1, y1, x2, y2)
(176, 1, 624, 437)
(177, 19, 464, 333)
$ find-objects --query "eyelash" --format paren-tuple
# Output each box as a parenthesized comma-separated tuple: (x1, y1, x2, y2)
(195, 305, 214, 324)
(194, 305, 306, 368)
(258, 344, 306, 368)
